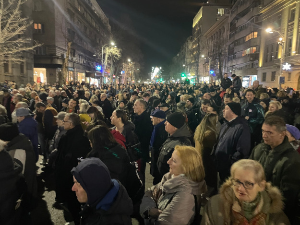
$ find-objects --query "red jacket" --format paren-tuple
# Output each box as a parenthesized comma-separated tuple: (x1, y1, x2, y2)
(111, 130, 126, 149)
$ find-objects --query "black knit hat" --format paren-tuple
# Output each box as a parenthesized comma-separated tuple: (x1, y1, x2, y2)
(187, 97, 195, 104)
(167, 112, 185, 129)
(0, 123, 19, 141)
(227, 102, 241, 116)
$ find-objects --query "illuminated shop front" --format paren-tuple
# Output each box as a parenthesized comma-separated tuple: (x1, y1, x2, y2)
(34, 68, 47, 83)
(77, 72, 85, 82)
(199, 76, 210, 83)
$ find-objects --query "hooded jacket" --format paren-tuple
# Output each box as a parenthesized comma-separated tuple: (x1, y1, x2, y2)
(79, 180, 133, 225)
(141, 173, 207, 225)
(201, 180, 290, 225)
(5, 134, 37, 203)
(0, 147, 26, 225)
(250, 137, 300, 224)
(157, 124, 192, 178)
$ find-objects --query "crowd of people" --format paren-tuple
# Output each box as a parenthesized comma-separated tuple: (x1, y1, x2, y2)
(0, 76, 300, 225)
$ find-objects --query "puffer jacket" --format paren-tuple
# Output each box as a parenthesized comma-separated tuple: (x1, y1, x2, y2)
(201, 180, 290, 225)
(141, 173, 207, 225)
(250, 137, 300, 224)
(157, 124, 192, 178)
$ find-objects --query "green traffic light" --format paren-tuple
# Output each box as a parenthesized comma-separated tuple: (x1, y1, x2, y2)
(181, 73, 186, 77)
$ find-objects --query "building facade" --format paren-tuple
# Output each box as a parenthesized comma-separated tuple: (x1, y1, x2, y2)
(227, 0, 262, 87)
(258, 0, 300, 89)
(32, 0, 111, 86)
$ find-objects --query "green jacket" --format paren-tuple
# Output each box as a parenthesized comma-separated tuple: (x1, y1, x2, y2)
(249, 137, 300, 225)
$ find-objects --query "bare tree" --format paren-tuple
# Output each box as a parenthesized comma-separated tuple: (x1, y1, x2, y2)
(0, 0, 40, 63)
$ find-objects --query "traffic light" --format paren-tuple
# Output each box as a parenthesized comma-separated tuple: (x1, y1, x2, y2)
(181, 73, 186, 77)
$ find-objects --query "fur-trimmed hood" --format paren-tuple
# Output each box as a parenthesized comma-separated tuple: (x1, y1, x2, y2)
(219, 179, 284, 223)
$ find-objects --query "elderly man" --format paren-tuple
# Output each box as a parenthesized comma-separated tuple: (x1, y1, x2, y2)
(99, 93, 113, 119)
(11, 101, 29, 123)
(149, 109, 168, 185)
(214, 102, 251, 184)
(157, 112, 192, 181)
(250, 116, 300, 224)
(133, 99, 153, 184)
(47, 97, 57, 110)
(55, 113, 91, 224)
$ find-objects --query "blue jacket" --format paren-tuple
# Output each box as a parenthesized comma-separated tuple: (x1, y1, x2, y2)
(18, 116, 39, 161)
(214, 116, 251, 173)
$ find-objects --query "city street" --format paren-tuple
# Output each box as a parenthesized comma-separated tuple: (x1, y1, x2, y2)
(31, 157, 153, 225)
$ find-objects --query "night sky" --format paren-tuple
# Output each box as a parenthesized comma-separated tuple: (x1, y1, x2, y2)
(97, 0, 206, 74)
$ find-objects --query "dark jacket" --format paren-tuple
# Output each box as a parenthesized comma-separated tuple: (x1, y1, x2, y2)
(0, 148, 26, 225)
(214, 117, 251, 178)
(186, 105, 200, 133)
(54, 95, 62, 112)
(221, 77, 232, 90)
(150, 120, 168, 178)
(55, 125, 91, 202)
(80, 180, 133, 225)
(49, 126, 67, 151)
(241, 98, 265, 133)
(157, 124, 192, 178)
(250, 137, 300, 224)
(87, 144, 130, 190)
(6, 134, 37, 205)
(18, 116, 39, 161)
(43, 106, 58, 140)
(100, 98, 113, 119)
(232, 76, 242, 93)
(133, 110, 153, 161)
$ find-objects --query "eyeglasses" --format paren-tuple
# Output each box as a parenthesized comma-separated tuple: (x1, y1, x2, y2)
(63, 120, 71, 123)
(232, 179, 255, 190)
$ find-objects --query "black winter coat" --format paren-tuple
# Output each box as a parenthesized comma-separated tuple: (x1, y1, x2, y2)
(221, 78, 232, 90)
(133, 110, 153, 161)
(80, 181, 133, 225)
(157, 124, 192, 179)
(55, 125, 91, 202)
(232, 76, 242, 93)
(87, 144, 130, 190)
(99, 98, 113, 119)
(214, 117, 251, 176)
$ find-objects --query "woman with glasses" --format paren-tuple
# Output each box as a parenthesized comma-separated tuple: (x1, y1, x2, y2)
(201, 159, 290, 225)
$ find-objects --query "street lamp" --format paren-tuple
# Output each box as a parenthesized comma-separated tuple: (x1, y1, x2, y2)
(101, 41, 116, 76)
(266, 28, 284, 88)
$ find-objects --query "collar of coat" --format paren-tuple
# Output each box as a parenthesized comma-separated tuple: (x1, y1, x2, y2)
(219, 179, 284, 223)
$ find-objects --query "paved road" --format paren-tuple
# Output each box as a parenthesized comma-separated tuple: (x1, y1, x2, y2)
(31, 158, 153, 225)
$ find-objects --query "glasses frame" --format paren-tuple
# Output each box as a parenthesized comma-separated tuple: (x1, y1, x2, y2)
(231, 178, 256, 190)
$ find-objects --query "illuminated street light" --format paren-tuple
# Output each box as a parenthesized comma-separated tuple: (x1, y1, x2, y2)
(266, 28, 273, 33)
(183, 64, 185, 67)
(111, 42, 115, 46)
(128, 58, 131, 62)
(201, 55, 205, 58)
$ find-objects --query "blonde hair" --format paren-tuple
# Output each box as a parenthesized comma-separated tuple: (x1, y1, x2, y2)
(194, 113, 217, 155)
(230, 159, 266, 183)
(232, 97, 240, 103)
(269, 101, 282, 110)
(260, 93, 269, 100)
(175, 146, 205, 182)
(89, 95, 98, 104)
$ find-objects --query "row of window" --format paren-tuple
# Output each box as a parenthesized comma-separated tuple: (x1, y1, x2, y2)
(261, 72, 292, 82)
(3, 58, 25, 74)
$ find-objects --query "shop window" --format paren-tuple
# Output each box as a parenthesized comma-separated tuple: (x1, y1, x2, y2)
(288, 73, 291, 81)
(271, 71, 276, 81)
(262, 72, 266, 82)
(33, 23, 44, 33)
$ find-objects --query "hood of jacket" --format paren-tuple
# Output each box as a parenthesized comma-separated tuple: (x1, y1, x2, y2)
(171, 123, 192, 138)
(6, 133, 33, 152)
(161, 173, 206, 196)
(219, 179, 284, 223)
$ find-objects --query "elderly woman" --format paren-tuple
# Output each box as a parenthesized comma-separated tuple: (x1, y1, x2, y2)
(201, 159, 290, 225)
(141, 146, 207, 225)
(266, 101, 293, 124)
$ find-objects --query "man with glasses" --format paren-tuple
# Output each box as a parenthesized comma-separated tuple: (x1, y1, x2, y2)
(250, 116, 300, 224)
(55, 113, 91, 225)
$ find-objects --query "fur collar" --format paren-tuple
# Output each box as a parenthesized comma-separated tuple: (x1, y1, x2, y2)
(219, 179, 284, 223)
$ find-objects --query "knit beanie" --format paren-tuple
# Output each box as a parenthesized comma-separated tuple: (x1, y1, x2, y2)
(286, 124, 300, 140)
(227, 102, 241, 116)
(71, 158, 112, 206)
(0, 123, 19, 142)
(187, 97, 195, 104)
(39, 92, 48, 102)
(166, 112, 185, 129)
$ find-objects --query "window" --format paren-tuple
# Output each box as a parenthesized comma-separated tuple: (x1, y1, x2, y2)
(33, 23, 44, 33)
(70, 49, 76, 57)
(289, 8, 295, 22)
(35, 46, 46, 55)
(271, 71, 276, 81)
(33, 1, 42, 11)
(270, 44, 273, 61)
(288, 73, 291, 81)
(20, 62, 24, 74)
(67, 28, 75, 40)
(218, 8, 225, 16)
(275, 44, 278, 59)
(288, 38, 292, 56)
(242, 47, 257, 56)
(265, 45, 269, 62)
(4, 56, 9, 73)
(245, 32, 258, 42)
(262, 72, 266, 82)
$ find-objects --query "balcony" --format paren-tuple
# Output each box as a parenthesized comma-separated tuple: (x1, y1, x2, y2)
(234, 38, 260, 52)
(236, 7, 259, 27)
